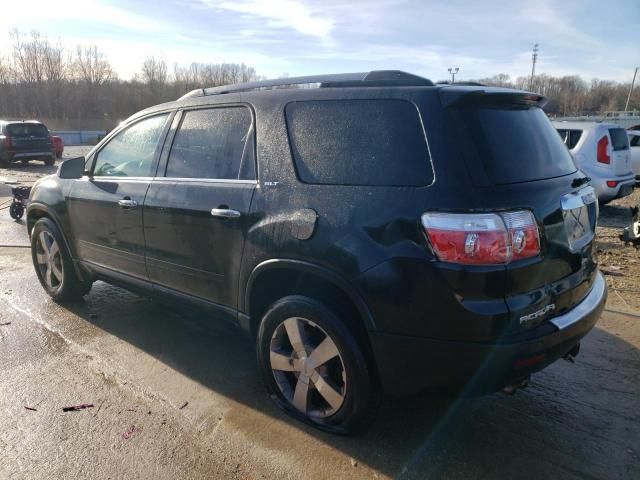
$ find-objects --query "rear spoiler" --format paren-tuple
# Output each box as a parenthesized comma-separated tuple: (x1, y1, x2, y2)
(438, 86, 548, 109)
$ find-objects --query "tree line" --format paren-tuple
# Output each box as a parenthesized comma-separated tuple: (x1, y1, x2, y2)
(0, 30, 261, 130)
(0, 30, 637, 130)
(474, 73, 639, 117)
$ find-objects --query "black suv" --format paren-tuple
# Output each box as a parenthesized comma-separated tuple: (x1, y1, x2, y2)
(0, 120, 56, 167)
(27, 71, 607, 433)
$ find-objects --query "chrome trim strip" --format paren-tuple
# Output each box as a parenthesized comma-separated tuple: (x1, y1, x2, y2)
(550, 271, 606, 331)
(152, 177, 257, 184)
(92, 176, 154, 182)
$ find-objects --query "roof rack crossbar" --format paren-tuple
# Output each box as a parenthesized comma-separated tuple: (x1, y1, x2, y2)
(177, 70, 434, 100)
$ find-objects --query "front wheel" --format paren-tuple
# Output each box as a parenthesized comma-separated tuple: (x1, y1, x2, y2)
(31, 217, 92, 302)
(256, 295, 378, 434)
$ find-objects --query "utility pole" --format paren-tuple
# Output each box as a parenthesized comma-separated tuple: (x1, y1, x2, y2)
(448, 67, 459, 83)
(529, 43, 539, 91)
(625, 67, 639, 113)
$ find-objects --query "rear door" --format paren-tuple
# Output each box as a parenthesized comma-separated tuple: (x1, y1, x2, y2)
(6, 123, 52, 157)
(143, 105, 257, 308)
(608, 127, 631, 176)
(444, 96, 598, 331)
(67, 112, 172, 279)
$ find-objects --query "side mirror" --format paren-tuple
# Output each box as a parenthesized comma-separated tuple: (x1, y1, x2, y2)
(58, 156, 85, 179)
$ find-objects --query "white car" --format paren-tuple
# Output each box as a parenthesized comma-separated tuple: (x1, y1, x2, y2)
(554, 121, 635, 203)
(628, 130, 640, 181)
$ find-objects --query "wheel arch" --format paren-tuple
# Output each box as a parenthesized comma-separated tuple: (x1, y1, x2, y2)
(27, 203, 85, 278)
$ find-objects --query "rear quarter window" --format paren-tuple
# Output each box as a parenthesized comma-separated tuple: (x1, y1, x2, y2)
(609, 128, 629, 151)
(285, 99, 433, 186)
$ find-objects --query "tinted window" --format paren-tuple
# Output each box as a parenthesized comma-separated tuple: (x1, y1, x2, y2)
(556, 128, 583, 149)
(454, 106, 577, 185)
(7, 123, 48, 137)
(630, 135, 640, 147)
(94, 114, 169, 177)
(285, 99, 432, 186)
(609, 128, 629, 151)
(166, 107, 255, 180)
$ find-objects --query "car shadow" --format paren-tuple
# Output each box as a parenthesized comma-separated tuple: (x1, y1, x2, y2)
(57, 282, 640, 480)
(598, 203, 632, 228)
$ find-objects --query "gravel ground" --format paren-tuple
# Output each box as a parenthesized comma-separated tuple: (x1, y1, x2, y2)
(596, 187, 640, 314)
(0, 161, 638, 479)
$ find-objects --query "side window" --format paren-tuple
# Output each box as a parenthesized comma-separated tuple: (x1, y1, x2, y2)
(165, 107, 255, 180)
(629, 135, 639, 147)
(285, 99, 433, 186)
(93, 114, 169, 177)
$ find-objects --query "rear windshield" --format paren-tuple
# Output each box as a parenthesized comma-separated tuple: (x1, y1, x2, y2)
(609, 128, 629, 151)
(556, 129, 583, 149)
(285, 99, 433, 186)
(453, 105, 577, 185)
(6, 123, 49, 137)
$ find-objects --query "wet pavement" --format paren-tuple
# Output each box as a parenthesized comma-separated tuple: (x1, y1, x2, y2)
(0, 158, 639, 479)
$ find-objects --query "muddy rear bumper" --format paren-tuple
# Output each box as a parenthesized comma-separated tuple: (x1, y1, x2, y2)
(369, 272, 607, 396)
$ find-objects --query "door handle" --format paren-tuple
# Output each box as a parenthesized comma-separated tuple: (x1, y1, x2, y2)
(211, 208, 241, 219)
(118, 198, 138, 209)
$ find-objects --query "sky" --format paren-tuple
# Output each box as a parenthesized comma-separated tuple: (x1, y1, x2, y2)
(1, 0, 639, 83)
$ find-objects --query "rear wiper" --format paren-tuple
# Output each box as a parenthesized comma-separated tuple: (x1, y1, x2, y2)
(571, 176, 591, 188)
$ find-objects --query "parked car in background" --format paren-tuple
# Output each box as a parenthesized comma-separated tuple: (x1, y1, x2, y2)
(554, 121, 634, 203)
(27, 72, 607, 433)
(0, 120, 56, 168)
(628, 130, 640, 181)
(51, 135, 64, 159)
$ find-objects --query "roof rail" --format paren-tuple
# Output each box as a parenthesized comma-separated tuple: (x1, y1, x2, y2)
(176, 70, 434, 100)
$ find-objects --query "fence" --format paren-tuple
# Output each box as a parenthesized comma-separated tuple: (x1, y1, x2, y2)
(51, 130, 107, 146)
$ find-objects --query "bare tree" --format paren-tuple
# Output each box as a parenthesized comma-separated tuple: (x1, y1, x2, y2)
(75, 45, 114, 85)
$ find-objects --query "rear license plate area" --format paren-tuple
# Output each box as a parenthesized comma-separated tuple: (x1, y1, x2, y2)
(561, 187, 597, 252)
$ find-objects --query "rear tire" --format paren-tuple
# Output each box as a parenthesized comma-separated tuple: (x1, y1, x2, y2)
(56, 151, 62, 159)
(256, 295, 378, 434)
(44, 155, 55, 166)
(0, 156, 9, 168)
(31, 217, 92, 302)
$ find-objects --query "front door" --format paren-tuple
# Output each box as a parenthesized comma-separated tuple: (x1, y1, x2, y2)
(143, 106, 257, 308)
(67, 113, 172, 279)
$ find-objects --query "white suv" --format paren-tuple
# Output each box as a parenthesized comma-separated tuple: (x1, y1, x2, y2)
(554, 121, 634, 203)
(628, 130, 640, 181)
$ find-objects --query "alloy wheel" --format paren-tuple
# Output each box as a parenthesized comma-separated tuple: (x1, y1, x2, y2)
(35, 231, 64, 290)
(269, 317, 347, 419)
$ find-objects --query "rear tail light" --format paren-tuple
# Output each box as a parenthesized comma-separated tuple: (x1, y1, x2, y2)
(596, 136, 610, 164)
(421, 210, 540, 265)
(3, 135, 13, 149)
(606, 180, 618, 188)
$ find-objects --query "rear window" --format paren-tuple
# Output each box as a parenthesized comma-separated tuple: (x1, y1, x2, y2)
(556, 129, 583, 149)
(609, 128, 629, 151)
(285, 99, 433, 186)
(453, 105, 577, 185)
(6, 123, 49, 137)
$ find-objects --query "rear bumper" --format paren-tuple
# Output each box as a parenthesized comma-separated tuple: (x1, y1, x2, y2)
(593, 175, 635, 202)
(369, 272, 607, 397)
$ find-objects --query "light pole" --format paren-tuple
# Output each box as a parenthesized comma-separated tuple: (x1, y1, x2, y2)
(448, 67, 459, 83)
(625, 67, 639, 113)
(529, 43, 539, 91)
